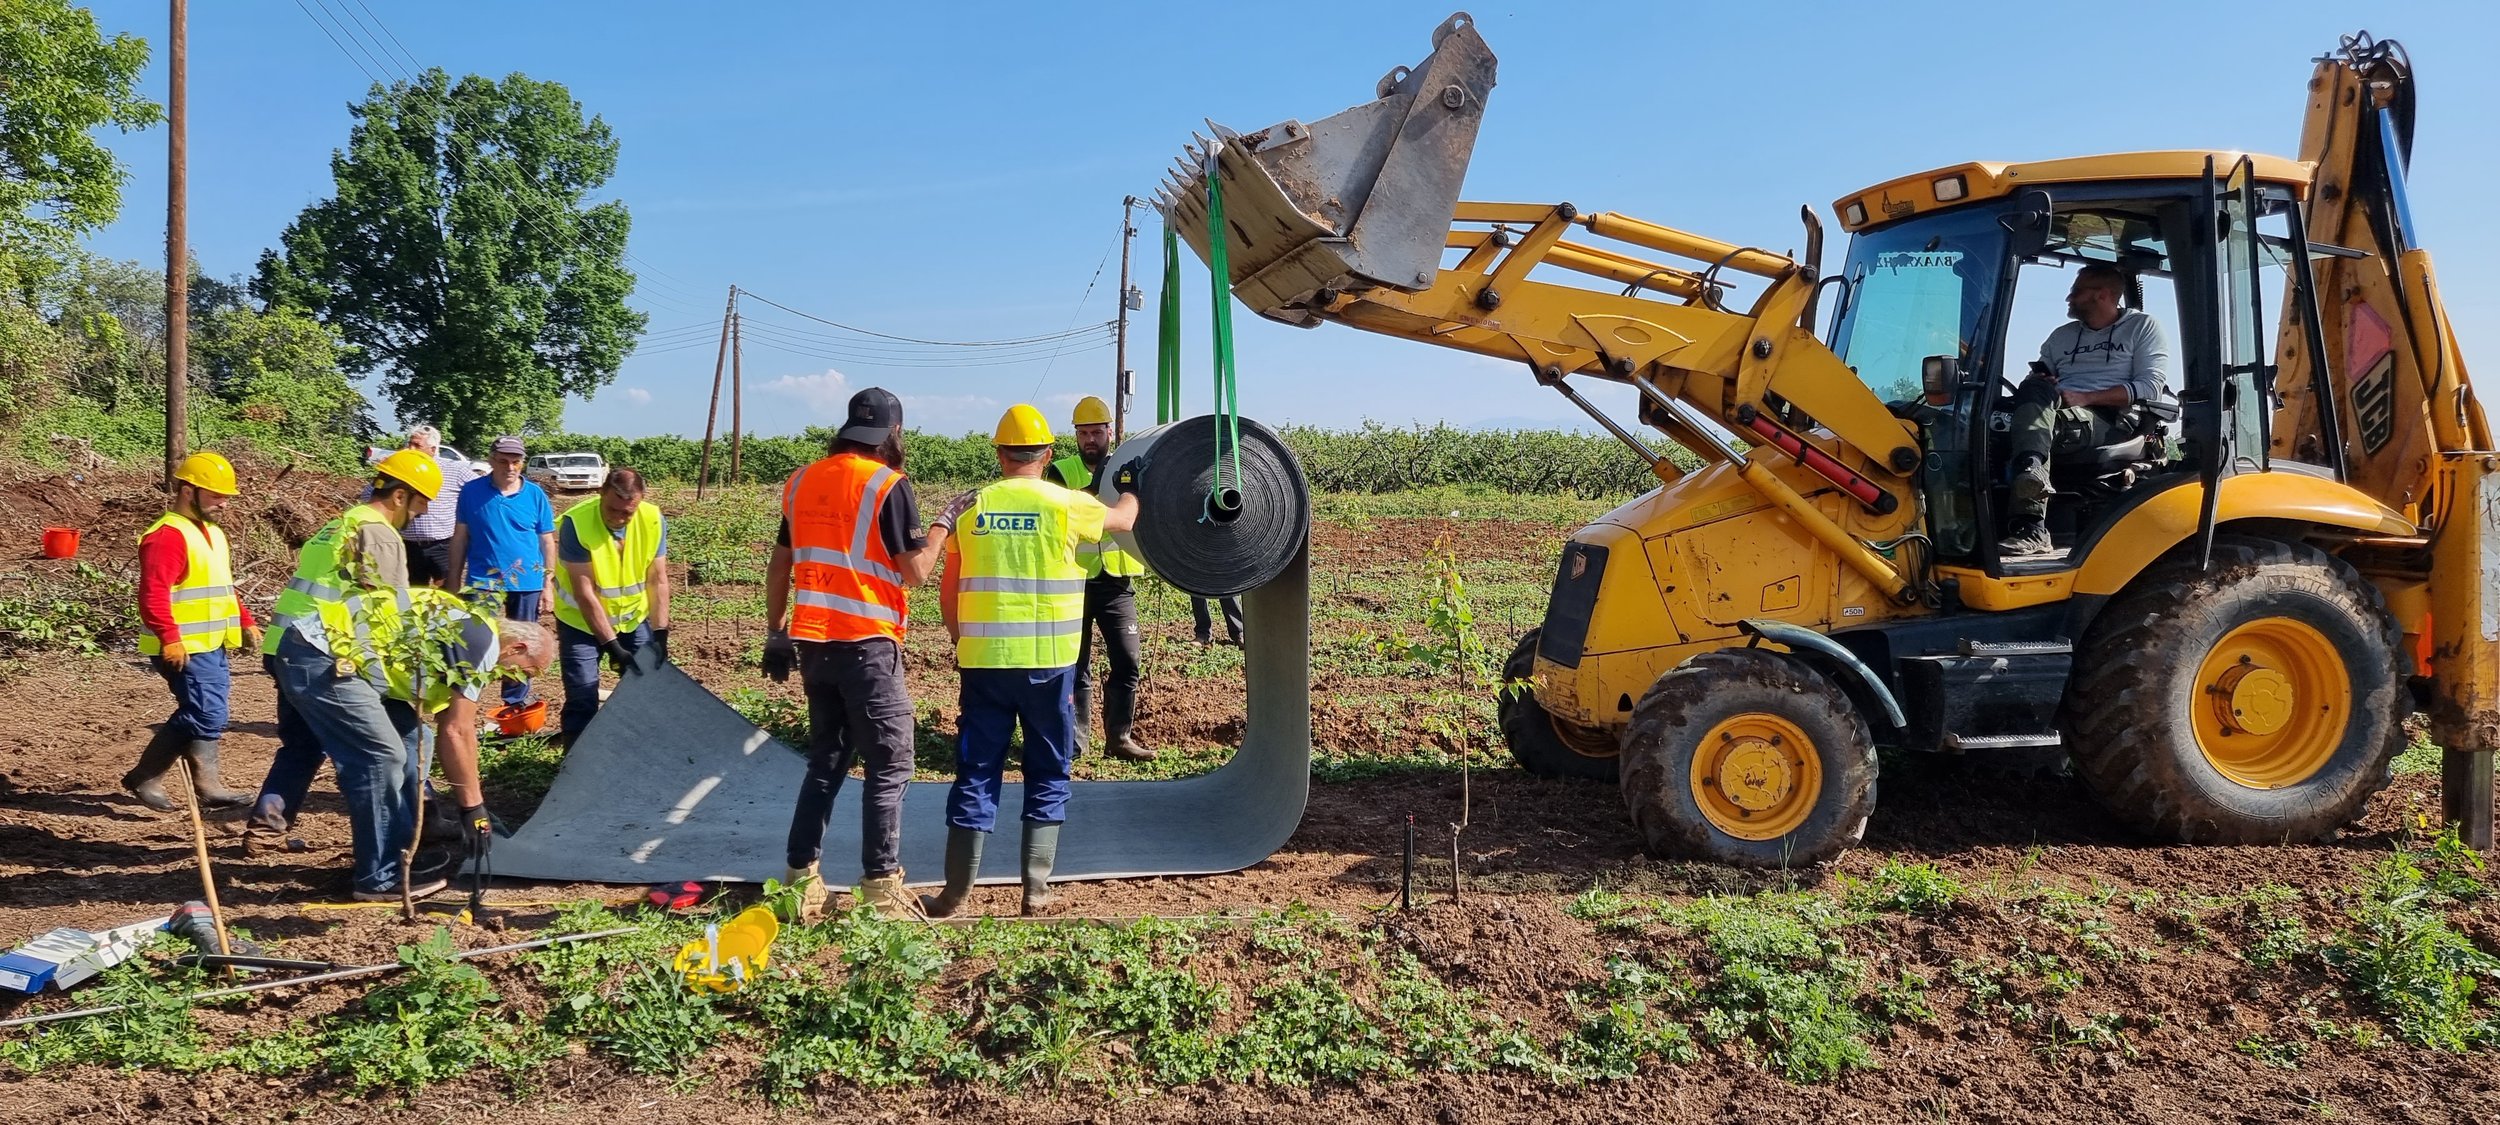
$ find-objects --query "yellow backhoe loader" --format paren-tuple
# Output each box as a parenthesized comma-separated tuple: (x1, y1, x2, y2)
(1157, 15, 2496, 865)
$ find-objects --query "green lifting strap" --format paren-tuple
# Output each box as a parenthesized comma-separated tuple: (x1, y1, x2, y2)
(1157, 226, 1182, 425)
(1200, 164, 1244, 515)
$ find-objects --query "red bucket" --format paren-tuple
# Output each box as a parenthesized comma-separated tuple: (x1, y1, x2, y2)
(40, 527, 80, 559)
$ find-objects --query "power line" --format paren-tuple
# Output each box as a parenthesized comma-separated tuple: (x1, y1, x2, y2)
(737, 289, 1110, 348)
(345, 0, 426, 75)
(1031, 217, 1125, 395)
(734, 318, 1110, 364)
(304, 0, 396, 88)
(290, 0, 380, 87)
(733, 310, 1110, 354)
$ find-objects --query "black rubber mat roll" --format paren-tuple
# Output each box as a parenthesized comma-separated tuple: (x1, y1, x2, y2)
(1101, 414, 1309, 598)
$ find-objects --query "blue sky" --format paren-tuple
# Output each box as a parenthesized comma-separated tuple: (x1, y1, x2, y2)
(76, 1, 2500, 439)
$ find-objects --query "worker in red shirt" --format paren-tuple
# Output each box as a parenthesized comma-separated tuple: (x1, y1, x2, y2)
(124, 452, 260, 812)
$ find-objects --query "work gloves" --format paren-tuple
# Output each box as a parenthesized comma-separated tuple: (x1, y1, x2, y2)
(650, 627, 671, 664)
(1112, 458, 1144, 495)
(762, 632, 796, 683)
(600, 636, 641, 674)
(458, 803, 495, 856)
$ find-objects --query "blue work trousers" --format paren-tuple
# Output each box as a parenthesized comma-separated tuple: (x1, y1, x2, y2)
(555, 619, 648, 742)
(251, 651, 327, 831)
(155, 645, 231, 741)
(270, 632, 424, 894)
(946, 665, 1077, 833)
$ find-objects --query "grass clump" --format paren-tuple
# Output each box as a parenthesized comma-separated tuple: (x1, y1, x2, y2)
(1848, 860, 1963, 916)
(1665, 894, 1874, 1082)
(2320, 839, 2500, 1052)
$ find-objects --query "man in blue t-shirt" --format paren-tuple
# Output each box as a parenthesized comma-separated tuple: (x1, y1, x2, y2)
(449, 436, 558, 708)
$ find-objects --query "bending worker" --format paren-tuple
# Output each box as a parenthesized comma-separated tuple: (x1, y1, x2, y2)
(259, 452, 447, 899)
(763, 388, 940, 922)
(123, 451, 260, 813)
(1042, 395, 1155, 762)
(245, 450, 434, 843)
(281, 583, 551, 899)
(551, 468, 671, 745)
(923, 404, 1142, 918)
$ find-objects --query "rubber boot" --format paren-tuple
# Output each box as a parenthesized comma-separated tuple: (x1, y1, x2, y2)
(1104, 722, 1158, 763)
(1072, 684, 1094, 750)
(181, 741, 254, 810)
(120, 727, 184, 812)
(919, 827, 985, 919)
(784, 862, 830, 924)
(1021, 822, 1065, 917)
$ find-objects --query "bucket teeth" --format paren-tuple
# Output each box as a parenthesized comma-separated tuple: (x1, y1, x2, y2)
(1151, 13, 1496, 321)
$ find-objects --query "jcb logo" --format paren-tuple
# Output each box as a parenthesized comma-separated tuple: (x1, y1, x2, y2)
(971, 511, 1040, 535)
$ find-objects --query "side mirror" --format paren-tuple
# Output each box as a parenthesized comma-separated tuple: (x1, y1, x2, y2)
(1921, 355, 1961, 400)
(2000, 188, 2055, 258)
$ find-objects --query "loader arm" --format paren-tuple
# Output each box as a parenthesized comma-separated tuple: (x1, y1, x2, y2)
(1155, 12, 1922, 600)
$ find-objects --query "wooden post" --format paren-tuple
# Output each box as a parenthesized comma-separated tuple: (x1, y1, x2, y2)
(695, 286, 735, 498)
(729, 309, 744, 483)
(163, 0, 189, 490)
(1113, 196, 1137, 442)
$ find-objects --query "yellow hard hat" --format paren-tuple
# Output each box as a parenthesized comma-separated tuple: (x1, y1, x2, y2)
(374, 448, 445, 500)
(992, 403, 1055, 447)
(1072, 395, 1113, 427)
(172, 451, 238, 496)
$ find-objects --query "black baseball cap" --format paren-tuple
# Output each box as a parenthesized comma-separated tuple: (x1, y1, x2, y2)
(837, 387, 902, 445)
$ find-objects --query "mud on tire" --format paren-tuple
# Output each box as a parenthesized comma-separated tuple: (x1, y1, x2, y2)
(1497, 629, 1621, 782)
(2065, 535, 2404, 844)
(1618, 648, 1877, 867)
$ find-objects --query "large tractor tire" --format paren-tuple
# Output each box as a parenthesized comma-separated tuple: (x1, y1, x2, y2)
(1619, 648, 1878, 867)
(1498, 629, 1621, 781)
(2065, 535, 2404, 843)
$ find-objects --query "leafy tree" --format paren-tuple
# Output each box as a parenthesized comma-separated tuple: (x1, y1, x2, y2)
(254, 68, 645, 445)
(0, 0, 161, 283)
(193, 303, 370, 446)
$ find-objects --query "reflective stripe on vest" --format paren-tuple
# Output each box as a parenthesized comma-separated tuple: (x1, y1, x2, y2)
(139, 514, 245, 656)
(783, 453, 909, 642)
(261, 504, 390, 655)
(552, 498, 661, 634)
(954, 476, 1090, 669)
(1049, 454, 1144, 579)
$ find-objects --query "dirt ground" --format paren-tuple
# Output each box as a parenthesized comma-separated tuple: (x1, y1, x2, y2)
(4, 464, 2499, 1122)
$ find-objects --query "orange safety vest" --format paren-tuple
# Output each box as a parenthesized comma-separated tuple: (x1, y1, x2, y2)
(783, 452, 909, 643)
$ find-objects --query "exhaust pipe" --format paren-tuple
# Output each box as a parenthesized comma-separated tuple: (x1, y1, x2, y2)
(1155, 12, 1497, 326)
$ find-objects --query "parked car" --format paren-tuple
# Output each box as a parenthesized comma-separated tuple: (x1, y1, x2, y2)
(525, 452, 610, 492)
(363, 444, 491, 478)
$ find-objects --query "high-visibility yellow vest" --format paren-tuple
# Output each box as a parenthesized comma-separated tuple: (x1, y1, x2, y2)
(954, 476, 1096, 669)
(553, 498, 661, 634)
(325, 586, 500, 714)
(1048, 454, 1144, 579)
(262, 503, 392, 655)
(138, 513, 243, 656)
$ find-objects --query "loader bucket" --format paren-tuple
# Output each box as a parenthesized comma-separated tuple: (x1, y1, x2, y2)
(1155, 12, 1496, 325)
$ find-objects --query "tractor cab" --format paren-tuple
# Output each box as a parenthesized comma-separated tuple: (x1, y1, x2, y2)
(1824, 153, 2321, 579)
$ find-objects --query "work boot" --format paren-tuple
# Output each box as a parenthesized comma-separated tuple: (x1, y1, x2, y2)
(120, 727, 184, 812)
(181, 741, 254, 810)
(920, 827, 985, 919)
(239, 793, 290, 851)
(1997, 520, 2055, 558)
(1021, 822, 1065, 917)
(784, 863, 830, 924)
(1073, 685, 1093, 742)
(855, 872, 927, 921)
(1105, 726, 1158, 763)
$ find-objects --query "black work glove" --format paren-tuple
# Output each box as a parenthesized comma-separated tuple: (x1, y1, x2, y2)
(601, 636, 641, 674)
(761, 632, 795, 683)
(458, 803, 495, 855)
(650, 627, 671, 664)
(1112, 457, 1144, 495)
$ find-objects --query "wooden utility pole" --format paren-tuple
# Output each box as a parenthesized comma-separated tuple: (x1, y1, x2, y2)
(1113, 196, 1139, 442)
(695, 286, 736, 498)
(163, 0, 189, 490)
(729, 309, 744, 483)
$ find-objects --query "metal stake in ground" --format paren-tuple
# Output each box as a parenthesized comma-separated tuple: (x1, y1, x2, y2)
(172, 759, 231, 958)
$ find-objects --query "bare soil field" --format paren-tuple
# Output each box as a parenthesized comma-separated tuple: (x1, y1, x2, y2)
(3, 463, 2496, 1123)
